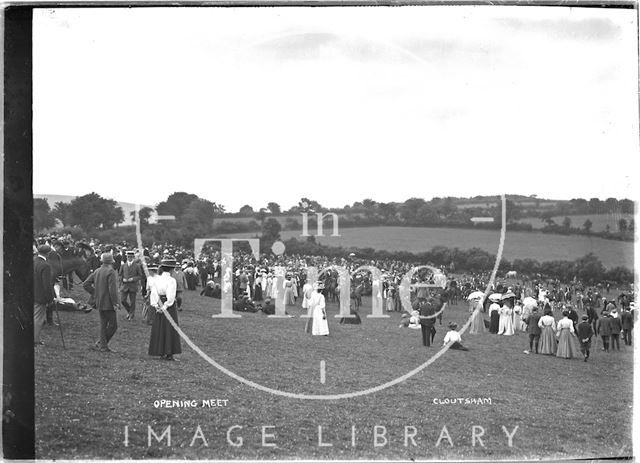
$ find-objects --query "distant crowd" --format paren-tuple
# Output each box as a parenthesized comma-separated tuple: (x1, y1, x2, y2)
(34, 232, 636, 361)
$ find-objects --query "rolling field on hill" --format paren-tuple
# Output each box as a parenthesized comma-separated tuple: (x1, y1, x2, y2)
(226, 226, 634, 269)
(517, 213, 634, 233)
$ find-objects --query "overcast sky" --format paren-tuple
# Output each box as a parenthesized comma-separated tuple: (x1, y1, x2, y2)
(33, 6, 638, 212)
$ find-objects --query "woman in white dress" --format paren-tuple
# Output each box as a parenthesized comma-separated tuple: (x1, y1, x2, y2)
(469, 298, 486, 334)
(498, 293, 515, 335)
(309, 281, 329, 336)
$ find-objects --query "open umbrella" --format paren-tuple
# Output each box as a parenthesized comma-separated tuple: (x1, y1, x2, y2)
(467, 291, 484, 300)
(522, 296, 538, 309)
(489, 293, 503, 302)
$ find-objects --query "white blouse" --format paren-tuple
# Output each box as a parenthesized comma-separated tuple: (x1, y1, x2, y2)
(556, 317, 575, 332)
(150, 272, 177, 310)
(443, 330, 462, 345)
(538, 315, 556, 330)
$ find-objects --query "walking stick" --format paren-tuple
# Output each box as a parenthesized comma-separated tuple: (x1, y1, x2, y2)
(54, 254, 67, 349)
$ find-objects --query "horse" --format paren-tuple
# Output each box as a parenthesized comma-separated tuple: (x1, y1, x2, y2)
(506, 270, 518, 279)
(323, 274, 340, 303)
(47, 252, 91, 288)
(351, 281, 364, 309)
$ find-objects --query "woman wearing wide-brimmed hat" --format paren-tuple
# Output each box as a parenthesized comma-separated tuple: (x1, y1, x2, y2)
(148, 257, 182, 361)
(468, 296, 485, 334)
(498, 291, 515, 336)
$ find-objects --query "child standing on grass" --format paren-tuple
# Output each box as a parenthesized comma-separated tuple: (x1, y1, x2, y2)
(443, 322, 468, 351)
(576, 314, 594, 362)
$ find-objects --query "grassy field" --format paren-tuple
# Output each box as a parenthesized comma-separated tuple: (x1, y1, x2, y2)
(517, 213, 634, 233)
(226, 226, 634, 269)
(35, 286, 633, 460)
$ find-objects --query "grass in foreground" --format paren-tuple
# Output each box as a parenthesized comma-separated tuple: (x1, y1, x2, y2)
(35, 288, 633, 460)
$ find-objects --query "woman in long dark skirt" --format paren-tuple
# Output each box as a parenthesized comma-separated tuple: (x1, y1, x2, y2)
(489, 300, 501, 334)
(148, 259, 182, 361)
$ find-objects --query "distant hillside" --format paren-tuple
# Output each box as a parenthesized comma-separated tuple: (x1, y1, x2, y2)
(34, 194, 154, 227)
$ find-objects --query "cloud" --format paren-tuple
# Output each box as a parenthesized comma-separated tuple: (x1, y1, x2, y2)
(251, 32, 424, 65)
(398, 37, 497, 62)
(253, 32, 341, 60)
(496, 16, 622, 42)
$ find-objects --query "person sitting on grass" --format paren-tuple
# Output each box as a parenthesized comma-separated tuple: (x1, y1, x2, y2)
(399, 310, 422, 329)
(261, 297, 275, 315)
(233, 294, 258, 313)
(200, 280, 221, 298)
(443, 322, 469, 351)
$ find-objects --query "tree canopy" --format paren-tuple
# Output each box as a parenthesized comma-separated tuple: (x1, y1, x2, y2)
(34, 198, 56, 231)
(52, 193, 124, 231)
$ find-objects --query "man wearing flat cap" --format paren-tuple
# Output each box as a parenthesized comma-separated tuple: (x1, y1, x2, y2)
(83, 253, 121, 352)
(119, 250, 144, 320)
(34, 244, 57, 346)
(576, 314, 594, 361)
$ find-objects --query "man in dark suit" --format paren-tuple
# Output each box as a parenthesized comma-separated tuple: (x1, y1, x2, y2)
(83, 253, 121, 352)
(118, 250, 143, 320)
(566, 305, 579, 332)
(621, 307, 634, 346)
(417, 297, 436, 347)
(609, 310, 622, 351)
(596, 311, 612, 352)
(34, 244, 56, 346)
(524, 306, 542, 354)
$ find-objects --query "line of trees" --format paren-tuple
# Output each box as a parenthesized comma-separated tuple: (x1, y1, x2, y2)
(281, 240, 634, 286)
(35, 193, 125, 232)
(34, 193, 636, 245)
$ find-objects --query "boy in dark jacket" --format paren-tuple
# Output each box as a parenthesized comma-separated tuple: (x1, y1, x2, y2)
(576, 314, 594, 362)
(524, 307, 542, 354)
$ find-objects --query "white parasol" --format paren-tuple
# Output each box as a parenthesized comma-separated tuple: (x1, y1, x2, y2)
(467, 291, 484, 300)
(489, 293, 503, 302)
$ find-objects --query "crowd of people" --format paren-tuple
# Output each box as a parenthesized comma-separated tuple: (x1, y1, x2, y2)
(466, 283, 636, 362)
(33, 232, 636, 362)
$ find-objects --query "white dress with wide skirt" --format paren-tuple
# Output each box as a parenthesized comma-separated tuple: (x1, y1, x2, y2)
(309, 291, 329, 336)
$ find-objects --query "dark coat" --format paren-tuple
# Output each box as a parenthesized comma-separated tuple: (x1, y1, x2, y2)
(417, 299, 436, 326)
(576, 321, 594, 342)
(596, 317, 612, 336)
(525, 312, 542, 335)
(87, 255, 100, 272)
(34, 256, 55, 305)
(83, 264, 120, 311)
(609, 316, 622, 335)
(621, 311, 634, 330)
(118, 260, 144, 292)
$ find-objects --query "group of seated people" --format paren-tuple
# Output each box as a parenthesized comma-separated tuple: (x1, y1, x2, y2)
(200, 279, 278, 315)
